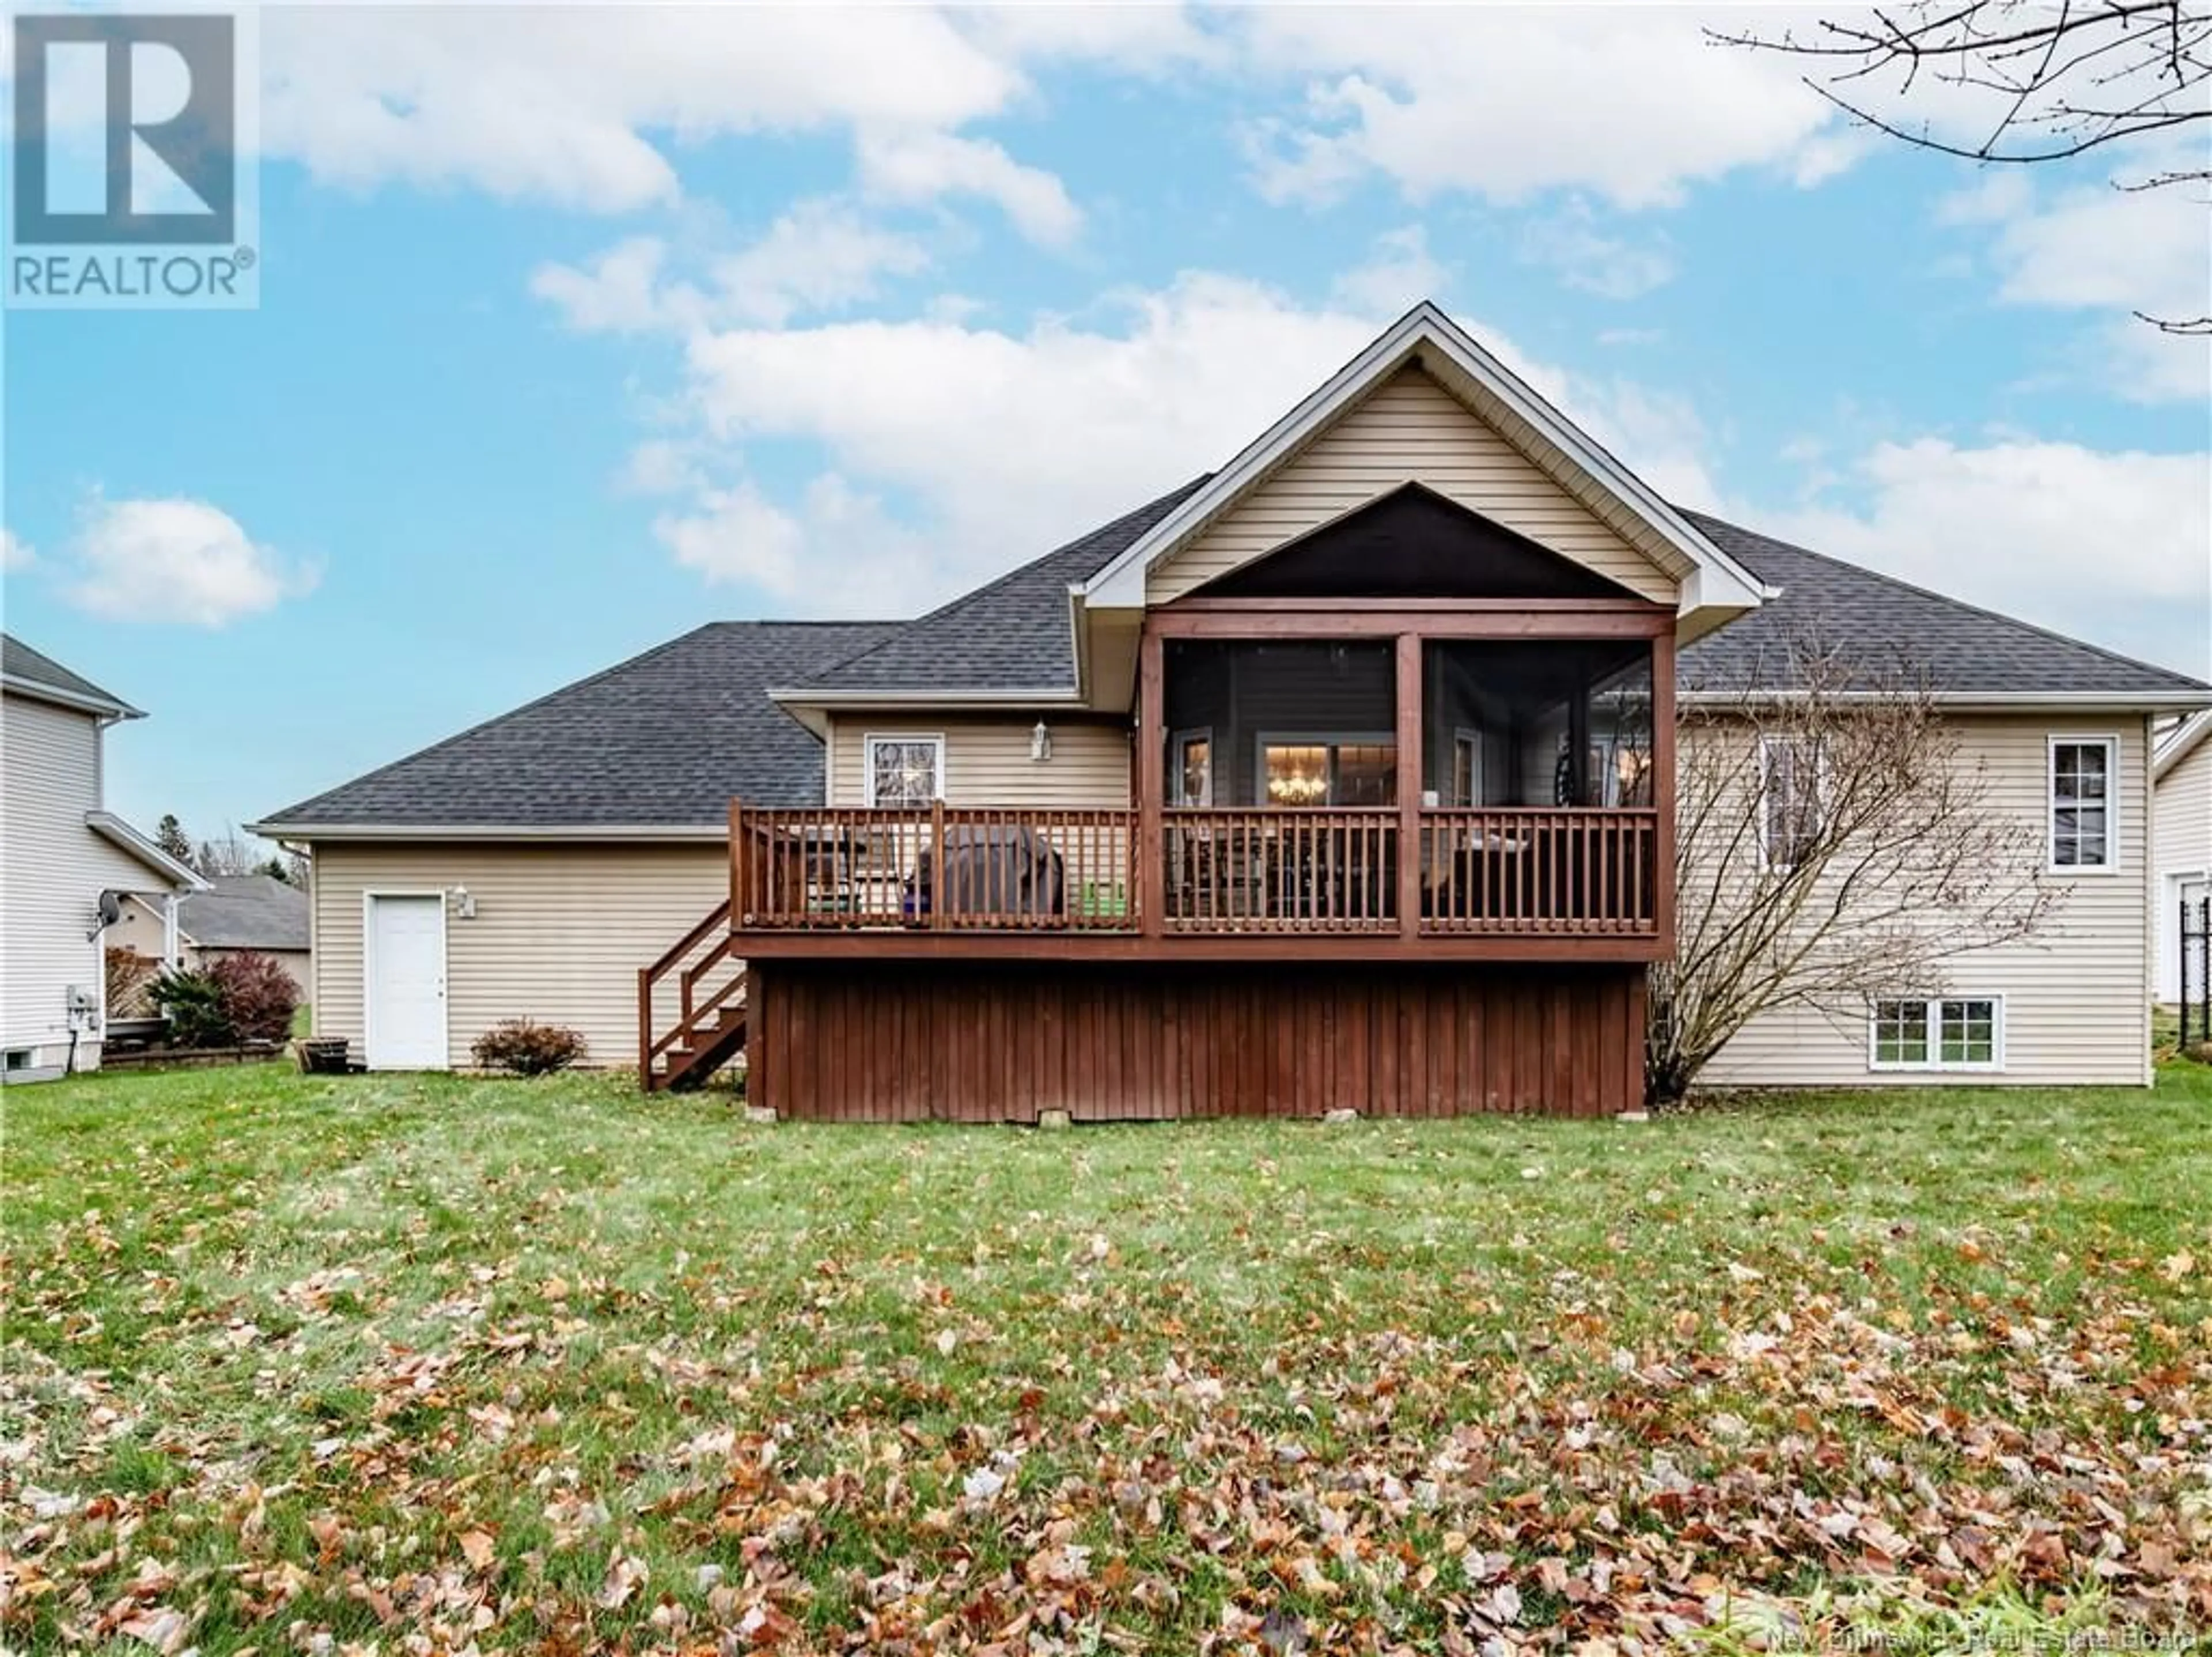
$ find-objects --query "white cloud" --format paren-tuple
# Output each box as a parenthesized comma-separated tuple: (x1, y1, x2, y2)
(653, 480, 808, 593)
(1518, 201, 1676, 300)
(1231, 8, 1841, 209)
(1, 529, 33, 573)
(1330, 225, 1449, 315)
(855, 130, 1082, 247)
(619, 438, 708, 498)
(713, 200, 933, 323)
(654, 474, 934, 616)
(1766, 438, 2212, 677)
(633, 255, 1719, 611)
(532, 203, 931, 336)
(1934, 149, 2210, 402)
(61, 498, 316, 626)
(531, 237, 689, 335)
(262, 7, 1034, 211)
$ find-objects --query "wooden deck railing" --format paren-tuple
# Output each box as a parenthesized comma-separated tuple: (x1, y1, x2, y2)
(729, 804, 1659, 939)
(733, 805, 1139, 932)
(1418, 808, 1658, 934)
(1162, 808, 1398, 932)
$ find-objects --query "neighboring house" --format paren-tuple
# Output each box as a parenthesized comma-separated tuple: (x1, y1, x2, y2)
(1, 634, 205, 1080)
(110, 873, 313, 1000)
(2152, 711, 2212, 1005)
(253, 304, 2210, 1114)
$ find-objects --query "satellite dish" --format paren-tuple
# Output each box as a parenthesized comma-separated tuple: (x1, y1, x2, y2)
(87, 890, 124, 940)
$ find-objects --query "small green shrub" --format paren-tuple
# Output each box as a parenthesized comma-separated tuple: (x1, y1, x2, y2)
(471, 1020, 586, 1076)
(148, 965, 230, 1047)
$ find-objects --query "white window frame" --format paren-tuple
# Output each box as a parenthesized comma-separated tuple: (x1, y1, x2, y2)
(1756, 734, 1827, 873)
(1170, 726, 1214, 807)
(1452, 726, 1484, 808)
(1866, 995, 2005, 1073)
(862, 733, 946, 807)
(1255, 730, 1397, 808)
(2047, 735, 2120, 875)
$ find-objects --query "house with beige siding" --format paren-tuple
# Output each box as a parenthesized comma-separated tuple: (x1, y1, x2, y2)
(2, 634, 204, 1080)
(109, 874, 313, 1001)
(2153, 712, 2212, 1005)
(252, 304, 2210, 1112)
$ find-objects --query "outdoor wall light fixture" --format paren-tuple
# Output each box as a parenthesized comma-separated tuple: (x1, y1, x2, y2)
(1031, 720, 1052, 762)
(452, 886, 477, 920)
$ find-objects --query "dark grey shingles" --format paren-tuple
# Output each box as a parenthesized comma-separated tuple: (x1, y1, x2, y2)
(180, 874, 310, 950)
(801, 477, 1212, 691)
(1680, 510, 2210, 697)
(2, 633, 140, 715)
(259, 621, 896, 828)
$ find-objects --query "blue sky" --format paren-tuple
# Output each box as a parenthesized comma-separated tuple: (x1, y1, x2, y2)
(2, 4, 2207, 843)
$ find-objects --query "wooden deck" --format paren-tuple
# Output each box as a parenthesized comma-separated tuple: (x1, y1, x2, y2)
(729, 803, 1664, 958)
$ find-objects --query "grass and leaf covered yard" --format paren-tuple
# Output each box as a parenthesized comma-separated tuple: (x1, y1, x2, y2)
(4, 1064, 2209, 1654)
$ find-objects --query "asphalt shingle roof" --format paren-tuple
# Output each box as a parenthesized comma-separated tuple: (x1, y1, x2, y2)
(798, 478, 1211, 692)
(2, 632, 140, 716)
(1679, 511, 2209, 698)
(259, 622, 896, 828)
(181, 874, 310, 951)
(263, 493, 2206, 833)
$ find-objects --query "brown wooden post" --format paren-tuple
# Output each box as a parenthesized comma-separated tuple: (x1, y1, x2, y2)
(637, 964, 654, 1089)
(1138, 627, 1166, 939)
(930, 798, 948, 929)
(1651, 632, 1677, 951)
(743, 962, 763, 1111)
(1395, 631, 1422, 939)
(729, 799, 748, 926)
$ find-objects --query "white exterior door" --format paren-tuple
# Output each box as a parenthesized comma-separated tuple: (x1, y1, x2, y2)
(366, 894, 446, 1068)
(2161, 873, 2209, 1004)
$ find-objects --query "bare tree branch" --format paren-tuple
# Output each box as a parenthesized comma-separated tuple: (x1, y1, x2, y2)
(1713, 1, 2212, 331)
(1650, 629, 2064, 1103)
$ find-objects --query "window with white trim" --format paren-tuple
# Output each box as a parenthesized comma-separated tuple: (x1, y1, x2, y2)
(2049, 738, 2115, 870)
(865, 736, 944, 807)
(1758, 736, 1824, 870)
(1870, 997, 2001, 1071)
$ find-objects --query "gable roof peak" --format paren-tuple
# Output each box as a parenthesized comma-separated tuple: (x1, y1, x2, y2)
(1077, 301, 1771, 619)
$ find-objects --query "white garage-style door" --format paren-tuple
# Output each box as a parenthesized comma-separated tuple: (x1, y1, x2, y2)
(366, 893, 447, 1068)
(2160, 872, 2209, 1005)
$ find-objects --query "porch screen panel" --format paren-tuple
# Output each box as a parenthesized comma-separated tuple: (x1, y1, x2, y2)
(1164, 640, 1396, 808)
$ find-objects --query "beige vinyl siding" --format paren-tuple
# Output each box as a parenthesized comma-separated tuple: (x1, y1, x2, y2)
(107, 892, 175, 963)
(2154, 733, 2212, 877)
(1, 692, 176, 1065)
(1147, 368, 1678, 606)
(2152, 733, 2212, 1004)
(196, 945, 314, 1000)
(1702, 716, 2153, 1088)
(827, 716, 1131, 808)
(309, 842, 729, 1070)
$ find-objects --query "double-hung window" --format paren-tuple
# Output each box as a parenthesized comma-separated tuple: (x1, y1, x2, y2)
(865, 735, 944, 807)
(1759, 736, 1824, 871)
(1870, 997, 2002, 1072)
(2049, 737, 2116, 871)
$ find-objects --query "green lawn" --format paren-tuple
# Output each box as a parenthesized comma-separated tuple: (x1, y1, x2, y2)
(5, 1065, 2209, 1653)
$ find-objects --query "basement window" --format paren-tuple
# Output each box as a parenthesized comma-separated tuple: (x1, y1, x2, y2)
(1870, 997, 2002, 1072)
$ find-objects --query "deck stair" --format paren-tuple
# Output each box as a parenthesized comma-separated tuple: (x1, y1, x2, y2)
(639, 899, 747, 1092)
